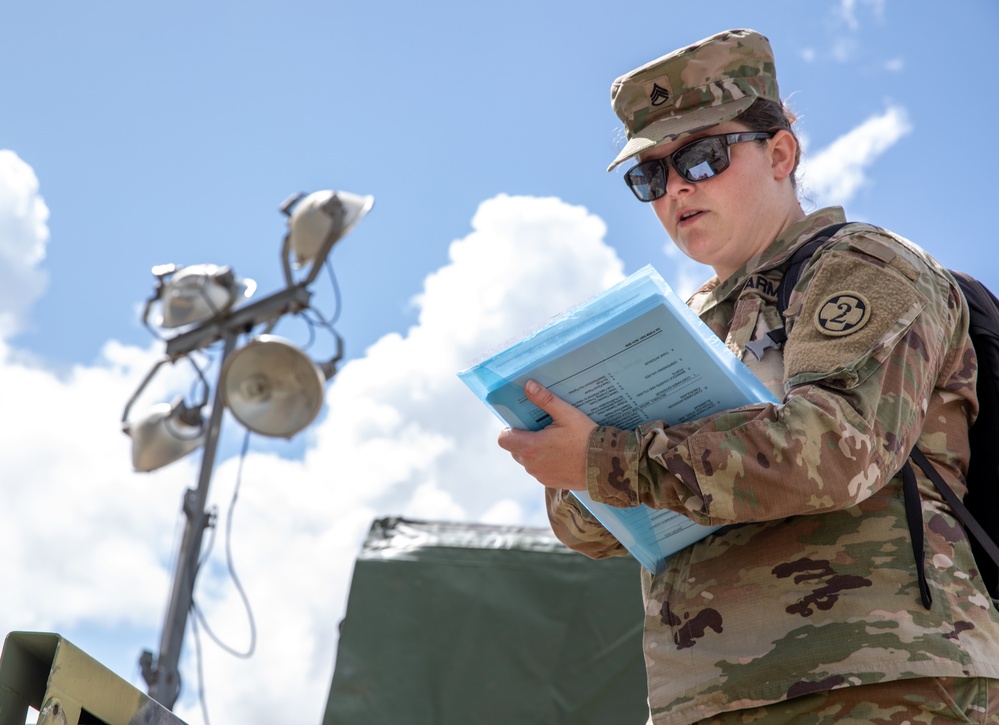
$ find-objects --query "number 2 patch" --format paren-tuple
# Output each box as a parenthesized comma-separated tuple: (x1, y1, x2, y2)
(814, 291, 871, 336)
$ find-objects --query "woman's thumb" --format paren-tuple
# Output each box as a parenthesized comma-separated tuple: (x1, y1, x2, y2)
(525, 380, 569, 417)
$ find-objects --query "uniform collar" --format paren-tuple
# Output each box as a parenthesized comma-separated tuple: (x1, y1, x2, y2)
(690, 206, 847, 312)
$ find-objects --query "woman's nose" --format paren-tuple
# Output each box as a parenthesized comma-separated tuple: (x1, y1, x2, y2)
(664, 162, 695, 197)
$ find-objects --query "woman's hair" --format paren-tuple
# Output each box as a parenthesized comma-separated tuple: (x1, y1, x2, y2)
(735, 98, 801, 188)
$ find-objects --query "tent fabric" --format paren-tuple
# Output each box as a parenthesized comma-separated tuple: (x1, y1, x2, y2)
(323, 517, 648, 725)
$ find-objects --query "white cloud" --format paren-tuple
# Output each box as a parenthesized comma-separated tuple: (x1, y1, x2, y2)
(176, 194, 625, 723)
(0, 186, 625, 724)
(0, 335, 188, 632)
(839, 0, 860, 29)
(0, 150, 50, 337)
(838, 0, 886, 31)
(798, 105, 912, 207)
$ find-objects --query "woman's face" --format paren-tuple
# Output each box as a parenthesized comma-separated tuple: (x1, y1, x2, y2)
(639, 121, 799, 281)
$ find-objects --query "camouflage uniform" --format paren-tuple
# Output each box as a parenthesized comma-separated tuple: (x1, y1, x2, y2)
(546, 207, 999, 724)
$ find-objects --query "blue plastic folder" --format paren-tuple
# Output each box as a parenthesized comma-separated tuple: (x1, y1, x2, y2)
(459, 265, 778, 573)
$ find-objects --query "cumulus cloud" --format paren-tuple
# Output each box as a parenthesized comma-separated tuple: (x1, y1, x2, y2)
(0, 185, 624, 723)
(171, 194, 625, 723)
(0, 150, 50, 337)
(0, 335, 191, 631)
(798, 105, 912, 207)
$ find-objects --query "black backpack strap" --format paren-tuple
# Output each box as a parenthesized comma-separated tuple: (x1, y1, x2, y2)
(765, 221, 999, 609)
(900, 460, 933, 608)
(767, 221, 936, 610)
(767, 222, 850, 348)
(909, 446, 999, 608)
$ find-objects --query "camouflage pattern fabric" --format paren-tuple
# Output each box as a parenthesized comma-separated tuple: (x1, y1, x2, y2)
(608, 28, 781, 171)
(694, 676, 999, 724)
(546, 207, 999, 724)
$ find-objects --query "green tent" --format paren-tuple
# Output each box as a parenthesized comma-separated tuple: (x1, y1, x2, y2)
(324, 517, 648, 725)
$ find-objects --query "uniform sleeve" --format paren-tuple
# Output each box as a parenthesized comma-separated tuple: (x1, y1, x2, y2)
(545, 487, 631, 559)
(584, 239, 968, 526)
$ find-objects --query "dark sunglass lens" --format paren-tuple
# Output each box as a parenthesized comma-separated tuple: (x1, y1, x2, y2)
(674, 137, 729, 182)
(626, 161, 666, 201)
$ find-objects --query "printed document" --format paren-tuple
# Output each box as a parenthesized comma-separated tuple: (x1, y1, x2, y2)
(459, 266, 777, 572)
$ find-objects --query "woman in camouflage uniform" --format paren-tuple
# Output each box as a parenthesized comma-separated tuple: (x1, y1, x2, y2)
(498, 28, 999, 724)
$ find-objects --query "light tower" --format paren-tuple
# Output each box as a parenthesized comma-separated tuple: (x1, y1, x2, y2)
(121, 190, 373, 709)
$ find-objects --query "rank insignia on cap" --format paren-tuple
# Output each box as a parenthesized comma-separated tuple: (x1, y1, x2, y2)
(648, 82, 671, 106)
(814, 292, 871, 336)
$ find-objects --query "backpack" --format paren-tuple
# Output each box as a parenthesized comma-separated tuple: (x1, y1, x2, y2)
(771, 223, 999, 610)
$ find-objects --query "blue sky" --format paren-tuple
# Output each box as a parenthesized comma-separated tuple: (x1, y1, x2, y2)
(1, 1, 997, 723)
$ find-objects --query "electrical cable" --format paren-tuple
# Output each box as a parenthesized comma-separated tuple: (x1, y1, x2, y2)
(179, 505, 218, 724)
(278, 261, 343, 370)
(186, 354, 211, 409)
(324, 258, 343, 325)
(190, 429, 258, 658)
(288, 259, 344, 367)
(186, 429, 257, 724)
(190, 610, 212, 725)
(298, 259, 343, 334)
(296, 309, 320, 351)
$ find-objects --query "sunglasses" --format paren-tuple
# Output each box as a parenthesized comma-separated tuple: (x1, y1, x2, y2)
(623, 131, 776, 202)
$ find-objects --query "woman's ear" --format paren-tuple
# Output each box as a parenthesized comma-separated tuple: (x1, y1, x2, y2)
(769, 129, 798, 182)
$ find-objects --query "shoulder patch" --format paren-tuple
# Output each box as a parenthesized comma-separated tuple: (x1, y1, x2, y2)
(784, 251, 927, 381)
(813, 291, 871, 336)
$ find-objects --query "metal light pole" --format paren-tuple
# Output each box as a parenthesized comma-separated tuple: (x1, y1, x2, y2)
(139, 330, 235, 707)
(124, 190, 373, 710)
(138, 291, 310, 707)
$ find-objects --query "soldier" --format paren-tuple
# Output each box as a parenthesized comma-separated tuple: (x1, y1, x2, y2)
(498, 29, 999, 724)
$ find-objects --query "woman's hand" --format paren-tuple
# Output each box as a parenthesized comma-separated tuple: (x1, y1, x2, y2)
(497, 380, 597, 491)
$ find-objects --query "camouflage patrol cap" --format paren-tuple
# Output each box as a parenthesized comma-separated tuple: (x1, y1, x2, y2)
(607, 29, 780, 171)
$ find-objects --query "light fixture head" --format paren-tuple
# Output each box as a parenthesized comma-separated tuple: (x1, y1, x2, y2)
(155, 264, 257, 329)
(124, 397, 206, 472)
(220, 335, 326, 438)
(283, 190, 374, 268)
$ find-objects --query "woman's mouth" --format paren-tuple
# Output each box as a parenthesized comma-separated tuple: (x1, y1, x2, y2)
(677, 209, 704, 226)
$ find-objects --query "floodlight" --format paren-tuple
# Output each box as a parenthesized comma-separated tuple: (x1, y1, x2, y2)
(220, 335, 326, 438)
(130, 188, 372, 710)
(280, 190, 373, 285)
(124, 397, 206, 472)
(152, 264, 257, 329)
